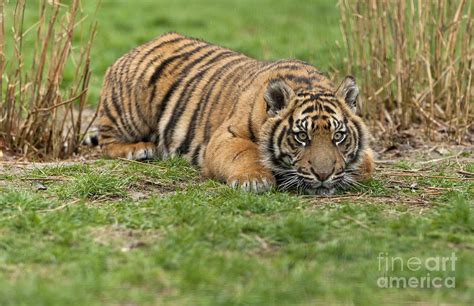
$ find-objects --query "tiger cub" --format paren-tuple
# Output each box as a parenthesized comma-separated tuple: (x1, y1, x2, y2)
(98, 32, 374, 194)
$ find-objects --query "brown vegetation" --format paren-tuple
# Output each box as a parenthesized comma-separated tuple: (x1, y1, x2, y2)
(0, 0, 97, 160)
(339, 0, 473, 143)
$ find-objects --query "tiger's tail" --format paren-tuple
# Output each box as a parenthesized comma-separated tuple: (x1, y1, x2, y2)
(81, 127, 99, 147)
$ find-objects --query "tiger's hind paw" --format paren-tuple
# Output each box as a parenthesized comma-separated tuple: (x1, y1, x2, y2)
(103, 141, 156, 160)
(228, 171, 275, 193)
(127, 146, 155, 160)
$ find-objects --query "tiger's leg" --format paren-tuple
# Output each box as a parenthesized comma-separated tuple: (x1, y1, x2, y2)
(203, 131, 275, 192)
(98, 109, 156, 160)
(354, 149, 375, 181)
(102, 141, 156, 160)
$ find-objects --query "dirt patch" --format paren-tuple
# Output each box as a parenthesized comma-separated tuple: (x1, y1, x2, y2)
(371, 127, 473, 161)
(305, 192, 436, 209)
(130, 176, 203, 197)
(90, 225, 162, 252)
(304, 154, 473, 208)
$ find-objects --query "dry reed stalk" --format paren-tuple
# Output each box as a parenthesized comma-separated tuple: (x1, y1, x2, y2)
(0, 0, 98, 160)
(0, 1, 4, 132)
(338, 0, 473, 143)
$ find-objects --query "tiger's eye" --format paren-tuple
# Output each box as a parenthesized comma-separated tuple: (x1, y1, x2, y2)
(295, 132, 308, 143)
(333, 131, 344, 142)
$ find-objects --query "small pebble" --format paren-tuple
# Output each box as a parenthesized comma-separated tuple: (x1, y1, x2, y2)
(34, 181, 48, 191)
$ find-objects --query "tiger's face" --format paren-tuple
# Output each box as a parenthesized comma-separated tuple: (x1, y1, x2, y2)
(260, 76, 368, 195)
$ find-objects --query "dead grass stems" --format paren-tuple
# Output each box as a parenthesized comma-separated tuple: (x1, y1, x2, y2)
(339, 0, 473, 143)
(0, 0, 98, 160)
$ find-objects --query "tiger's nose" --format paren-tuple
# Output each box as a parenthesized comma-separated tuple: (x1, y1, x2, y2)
(310, 167, 332, 182)
(315, 171, 331, 182)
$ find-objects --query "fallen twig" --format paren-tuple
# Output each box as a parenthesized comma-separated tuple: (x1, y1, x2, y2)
(301, 192, 366, 199)
(38, 199, 81, 212)
(343, 215, 372, 231)
(20, 176, 69, 181)
(457, 170, 474, 178)
(379, 172, 474, 181)
(417, 150, 464, 165)
(117, 157, 167, 170)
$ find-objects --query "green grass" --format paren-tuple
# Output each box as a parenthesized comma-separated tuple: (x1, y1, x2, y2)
(0, 158, 473, 305)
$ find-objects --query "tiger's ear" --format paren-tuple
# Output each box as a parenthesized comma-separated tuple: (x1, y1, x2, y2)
(264, 79, 295, 116)
(336, 76, 359, 112)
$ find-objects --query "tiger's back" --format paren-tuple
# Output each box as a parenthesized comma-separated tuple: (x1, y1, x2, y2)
(99, 32, 255, 163)
(99, 32, 330, 163)
(98, 32, 374, 194)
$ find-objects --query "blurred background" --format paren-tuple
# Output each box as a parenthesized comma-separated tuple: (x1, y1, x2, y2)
(5, 0, 343, 106)
(90, 0, 344, 100)
(0, 0, 472, 159)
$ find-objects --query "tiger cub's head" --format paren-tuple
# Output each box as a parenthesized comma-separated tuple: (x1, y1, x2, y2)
(260, 76, 371, 195)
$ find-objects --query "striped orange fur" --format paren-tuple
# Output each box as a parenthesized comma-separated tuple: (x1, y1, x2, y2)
(98, 32, 374, 194)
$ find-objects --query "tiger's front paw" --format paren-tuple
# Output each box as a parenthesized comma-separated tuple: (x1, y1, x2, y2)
(228, 170, 275, 193)
(354, 149, 375, 181)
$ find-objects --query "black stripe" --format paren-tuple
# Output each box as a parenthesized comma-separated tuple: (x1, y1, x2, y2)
(196, 58, 247, 123)
(267, 120, 280, 155)
(123, 53, 146, 129)
(227, 126, 237, 137)
(345, 127, 355, 157)
(134, 41, 198, 86)
(296, 94, 336, 109)
(119, 55, 144, 136)
(232, 148, 252, 162)
(101, 98, 128, 141)
(283, 74, 330, 88)
(313, 93, 336, 100)
(266, 117, 287, 167)
(247, 105, 257, 142)
(163, 50, 235, 151)
(175, 41, 200, 52)
(239, 61, 316, 91)
(154, 47, 221, 149)
(168, 42, 215, 75)
(109, 84, 136, 138)
(248, 121, 257, 142)
(123, 50, 159, 131)
(148, 44, 211, 86)
(329, 115, 340, 126)
(202, 59, 254, 143)
(238, 61, 282, 91)
(301, 105, 315, 114)
(282, 74, 312, 85)
(146, 50, 198, 132)
(288, 115, 294, 128)
(351, 121, 363, 164)
(287, 136, 297, 150)
(147, 86, 157, 126)
(323, 105, 336, 114)
(98, 124, 114, 133)
(220, 60, 261, 119)
(131, 36, 185, 79)
(277, 126, 287, 149)
(179, 57, 248, 153)
(145, 47, 215, 137)
(315, 99, 338, 111)
(191, 145, 201, 165)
